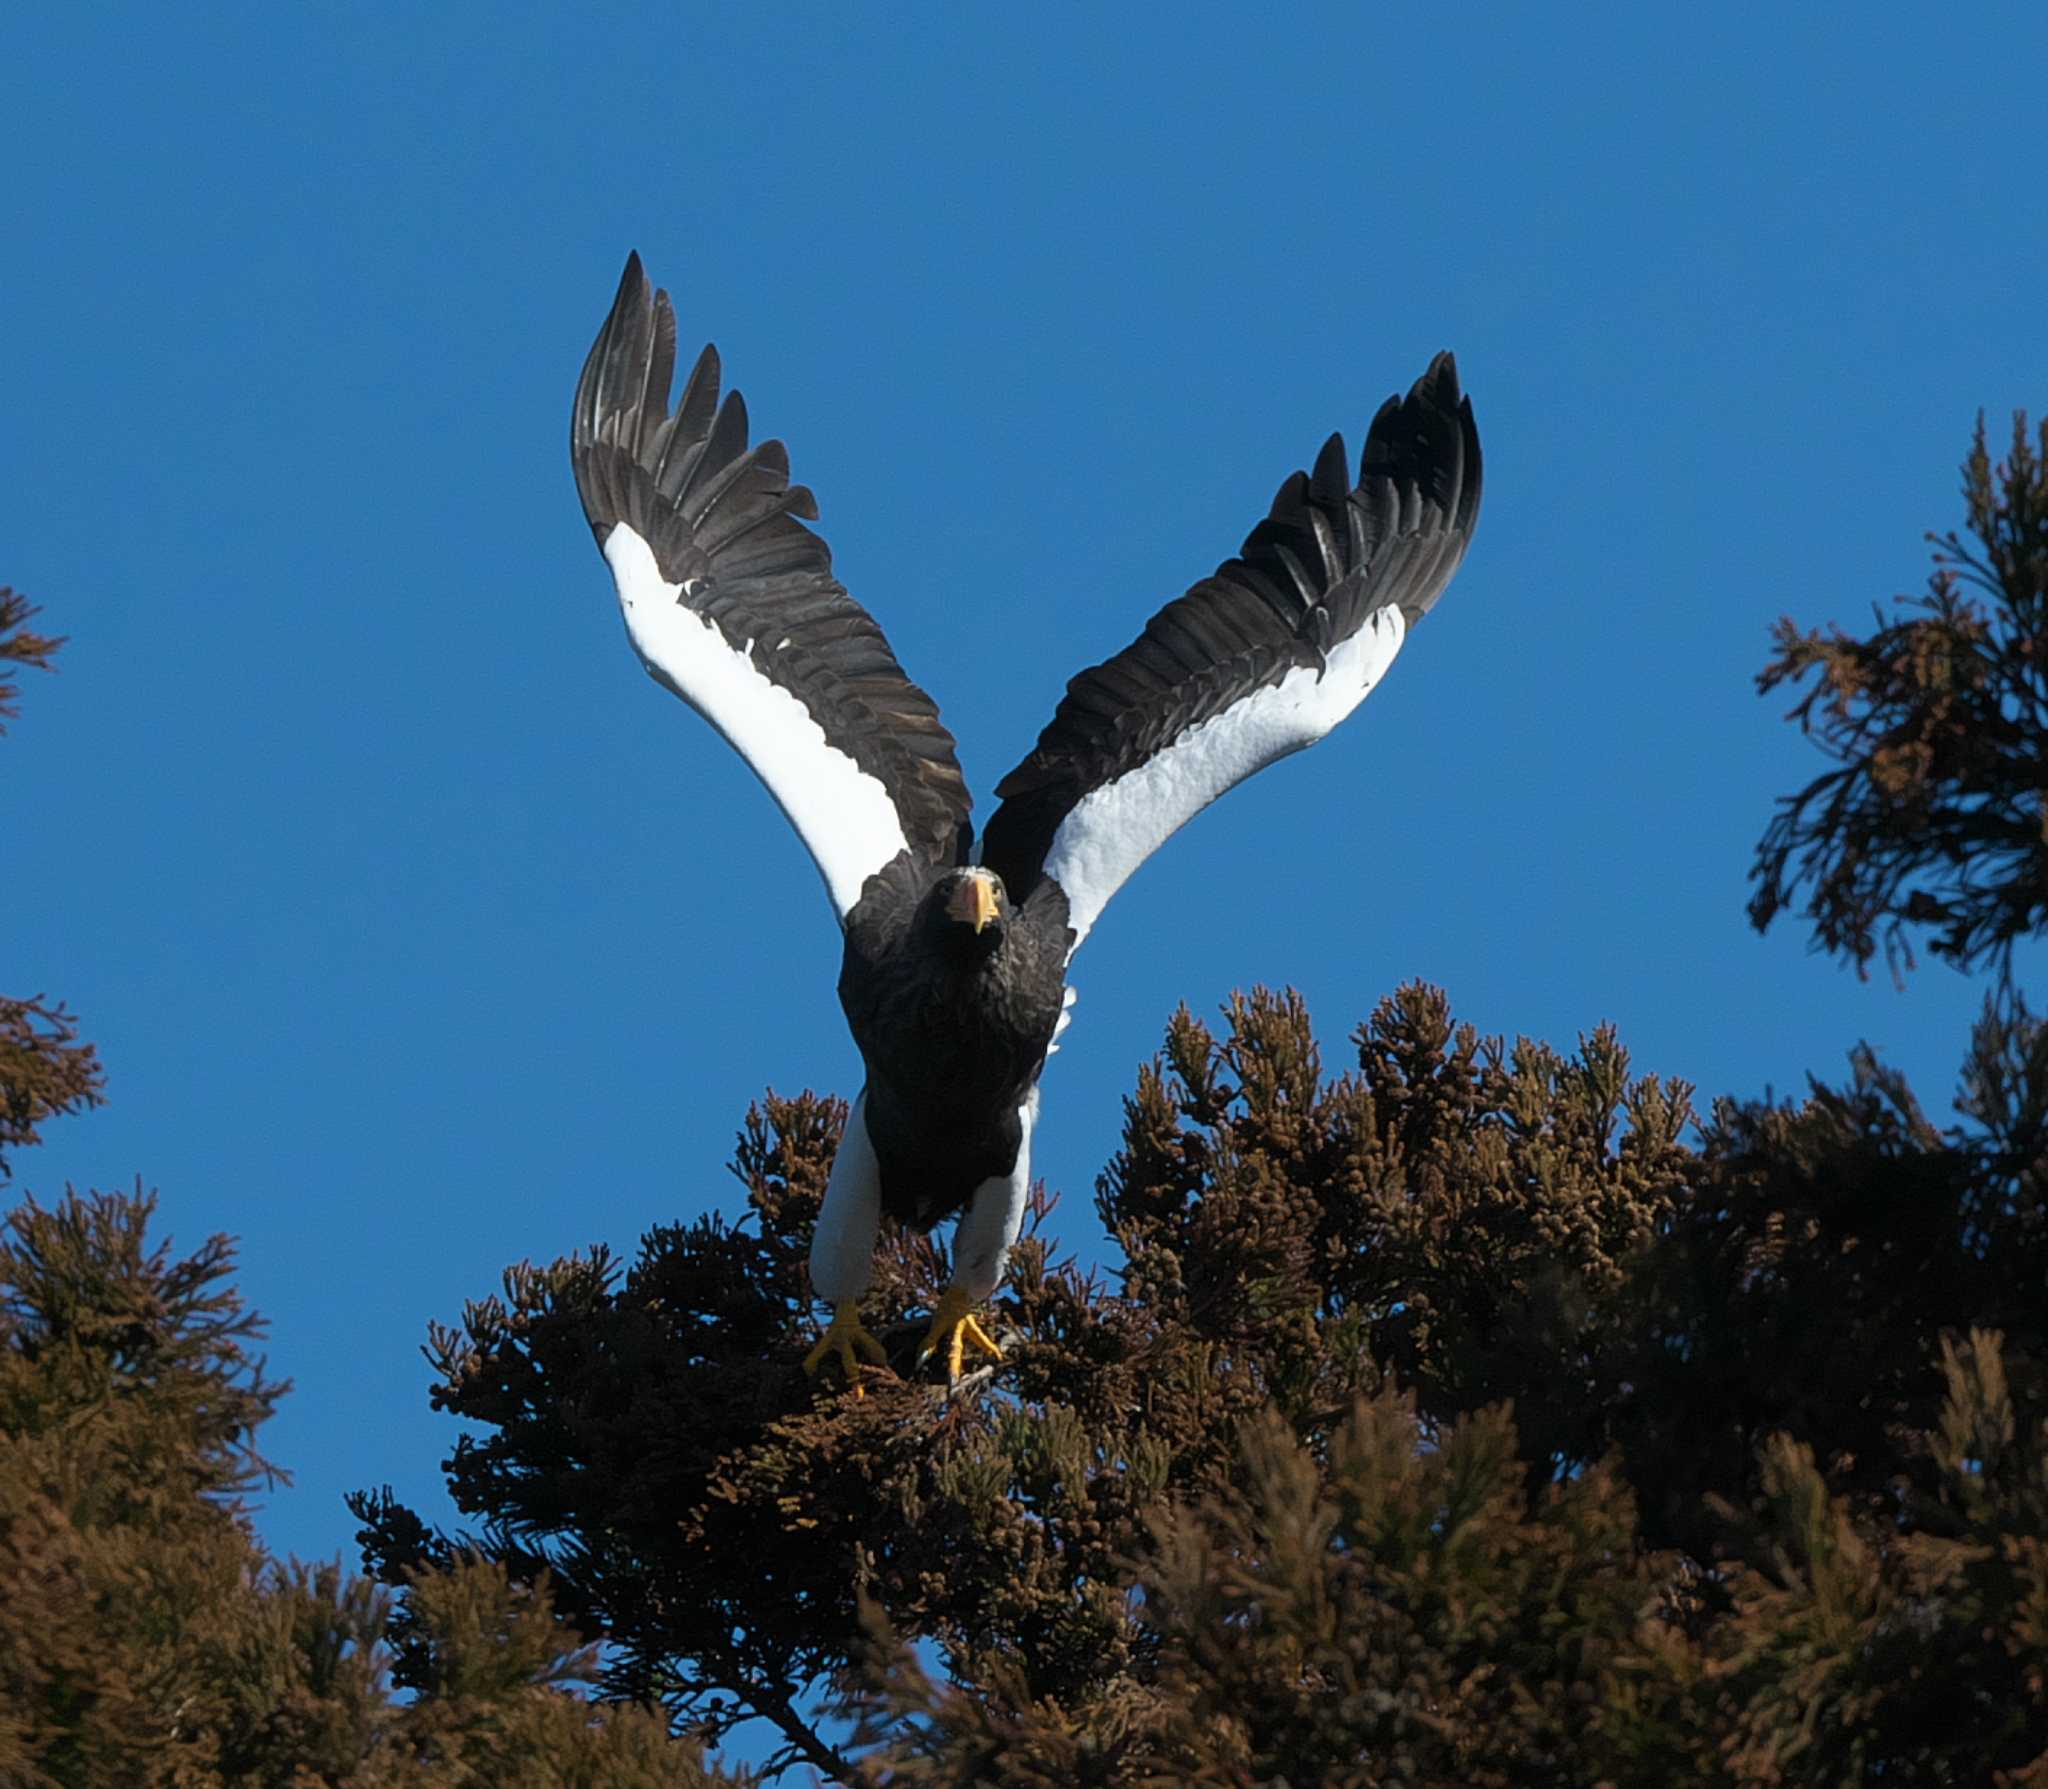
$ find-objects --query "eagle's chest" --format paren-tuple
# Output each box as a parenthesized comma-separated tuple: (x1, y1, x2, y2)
(849, 952, 1045, 1110)
(838, 929, 1062, 1229)
(836, 873, 1073, 1178)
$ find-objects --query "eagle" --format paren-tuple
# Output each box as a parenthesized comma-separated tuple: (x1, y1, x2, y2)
(570, 254, 1482, 1391)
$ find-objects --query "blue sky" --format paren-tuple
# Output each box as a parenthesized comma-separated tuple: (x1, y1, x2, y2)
(5, 0, 2042, 1632)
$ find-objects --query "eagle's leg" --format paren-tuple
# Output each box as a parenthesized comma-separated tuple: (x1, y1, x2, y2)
(804, 1301, 888, 1391)
(917, 1285, 1005, 1379)
(918, 1091, 1036, 1384)
(807, 1089, 889, 1397)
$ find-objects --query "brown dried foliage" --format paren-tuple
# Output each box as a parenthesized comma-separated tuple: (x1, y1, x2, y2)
(1751, 412, 2048, 986)
(0, 1184, 744, 1785)
(352, 978, 2048, 1783)
(0, 994, 104, 1181)
(355, 391, 2048, 1774)
(0, 588, 64, 735)
(0, 596, 734, 1787)
(1, 595, 105, 1175)
(12, 390, 2048, 1783)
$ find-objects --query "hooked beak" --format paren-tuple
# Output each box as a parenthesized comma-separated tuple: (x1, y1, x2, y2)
(946, 874, 1001, 934)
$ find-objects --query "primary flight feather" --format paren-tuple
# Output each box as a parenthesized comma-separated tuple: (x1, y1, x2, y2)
(571, 252, 1482, 1388)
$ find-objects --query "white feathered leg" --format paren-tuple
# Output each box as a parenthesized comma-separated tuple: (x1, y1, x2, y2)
(803, 1089, 887, 1392)
(809, 1088, 881, 1303)
(922, 1088, 1038, 1380)
(949, 1087, 1038, 1301)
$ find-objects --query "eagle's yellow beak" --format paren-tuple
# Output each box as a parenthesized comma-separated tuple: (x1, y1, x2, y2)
(947, 874, 1001, 933)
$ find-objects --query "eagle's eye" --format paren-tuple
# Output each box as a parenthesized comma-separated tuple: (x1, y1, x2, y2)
(943, 872, 1005, 934)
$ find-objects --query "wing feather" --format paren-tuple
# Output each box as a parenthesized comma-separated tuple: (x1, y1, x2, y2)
(981, 352, 1481, 956)
(572, 254, 972, 922)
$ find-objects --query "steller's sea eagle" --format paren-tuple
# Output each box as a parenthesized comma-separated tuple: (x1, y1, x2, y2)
(571, 254, 1482, 1390)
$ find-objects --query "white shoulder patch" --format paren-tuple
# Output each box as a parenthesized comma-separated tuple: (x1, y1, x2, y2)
(1046, 983, 1078, 1055)
(1043, 604, 1408, 956)
(604, 524, 911, 923)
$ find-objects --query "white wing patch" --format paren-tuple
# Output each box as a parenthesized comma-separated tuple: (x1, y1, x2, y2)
(604, 523, 910, 923)
(1043, 604, 1408, 956)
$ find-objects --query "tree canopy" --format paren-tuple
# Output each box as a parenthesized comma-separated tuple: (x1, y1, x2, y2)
(0, 601, 740, 1788)
(350, 980, 2048, 1784)
(0, 592, 104, 1181)
(1750, 413, 2048, 989)
(6, 406, 2048, 1784)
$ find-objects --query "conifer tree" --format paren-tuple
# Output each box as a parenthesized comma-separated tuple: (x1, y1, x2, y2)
(10, 402, 2048, 1783)
(0, 596, 736, 1787)
(353, 413, 2048, 1783)
(0, 592, 104, 1179)
(1750, 412, 2048, 989)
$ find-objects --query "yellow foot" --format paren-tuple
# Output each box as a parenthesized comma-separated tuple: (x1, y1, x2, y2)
(803, 1301, 889, 1398)
(917, 1286, 1004, 1383)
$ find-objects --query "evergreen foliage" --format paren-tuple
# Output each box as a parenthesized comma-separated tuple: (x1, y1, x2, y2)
(1751, 413, 2048, 987)
(0, 605, 739, 1788)
(6, 405, 2047, 1782)
(349, 412, 2048, 1781)
(0, 588, 66, 734)
(0, 592, 105, 1178)
(353, 989, 2048, 1783)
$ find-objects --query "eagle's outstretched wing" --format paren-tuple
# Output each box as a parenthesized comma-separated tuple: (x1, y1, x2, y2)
(980, 352, 1480, 956)
(572, 254, 972, 923)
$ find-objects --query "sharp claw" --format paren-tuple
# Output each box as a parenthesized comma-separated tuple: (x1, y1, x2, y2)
(803, 1301, 889, 1397)
(917, 1287, 1005, 1383)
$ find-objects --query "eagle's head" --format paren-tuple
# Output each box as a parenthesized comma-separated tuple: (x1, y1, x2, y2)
(926, 866, 1010, 958)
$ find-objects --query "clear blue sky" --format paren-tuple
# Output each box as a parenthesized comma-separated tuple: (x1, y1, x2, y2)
(5, 0, 2041, 1618)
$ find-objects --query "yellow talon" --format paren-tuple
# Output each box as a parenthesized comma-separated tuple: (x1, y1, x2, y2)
(917, 1286, 1004, 1383)
(803, 1300, 888, 1397)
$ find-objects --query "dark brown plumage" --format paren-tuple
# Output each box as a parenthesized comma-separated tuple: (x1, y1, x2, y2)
(840, 860, 1071, 1228)
(570, 250, 1482, 1386)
